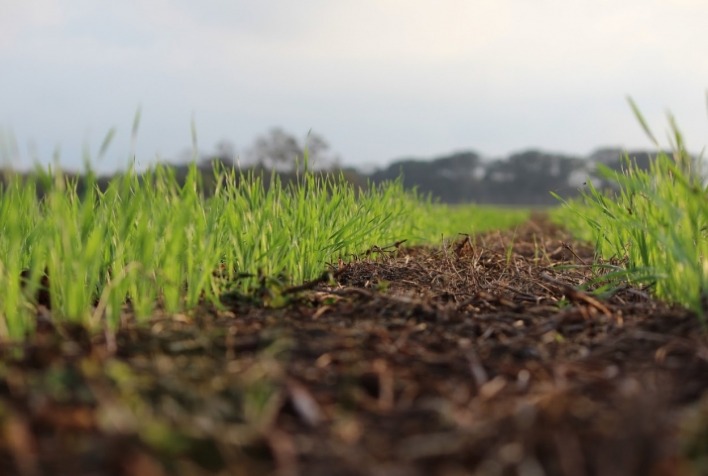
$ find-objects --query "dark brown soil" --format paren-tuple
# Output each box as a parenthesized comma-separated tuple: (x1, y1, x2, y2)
(1, 215, 707, 476)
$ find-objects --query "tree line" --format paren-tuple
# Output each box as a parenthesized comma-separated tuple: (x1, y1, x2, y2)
(1, 127, 665, 205)
(200, 127, 661, 205)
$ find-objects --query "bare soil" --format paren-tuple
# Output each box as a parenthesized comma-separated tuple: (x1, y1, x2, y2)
(1, 214, 707, 476)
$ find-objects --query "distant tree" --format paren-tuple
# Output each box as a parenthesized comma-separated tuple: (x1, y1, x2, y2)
(370, 151, 482, 203)
(248, 128, 300, 170)
(304, 131, 339, 168)
(482, 150, 585, 205)
(246, 128, 338, 171)
(214, 140, 237, 165)
(434, 151, 480, 174)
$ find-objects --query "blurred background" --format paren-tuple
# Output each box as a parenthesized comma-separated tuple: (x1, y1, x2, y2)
(1, 0, 706, 203)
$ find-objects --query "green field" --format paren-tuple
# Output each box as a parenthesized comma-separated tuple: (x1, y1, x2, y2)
(2, 100, 705, 343)
(0, 163, 528, 340)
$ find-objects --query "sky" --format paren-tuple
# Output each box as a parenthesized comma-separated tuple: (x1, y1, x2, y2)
(1, 0, 707, 173)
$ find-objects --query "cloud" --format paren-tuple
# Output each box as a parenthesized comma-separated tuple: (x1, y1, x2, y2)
(1, 0, 707, 171)
(8, 0, 706, 89)
(0, 0, 65, 51)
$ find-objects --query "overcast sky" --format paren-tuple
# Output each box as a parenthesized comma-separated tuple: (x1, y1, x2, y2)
(1, 0, 707, 172)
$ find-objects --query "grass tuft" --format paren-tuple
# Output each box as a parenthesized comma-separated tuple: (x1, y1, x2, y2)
(0, 159, 527, 340)
(553, 99, 707, 320)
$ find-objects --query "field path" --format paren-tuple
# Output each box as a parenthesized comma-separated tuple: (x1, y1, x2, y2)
(1, 215, 706, 475)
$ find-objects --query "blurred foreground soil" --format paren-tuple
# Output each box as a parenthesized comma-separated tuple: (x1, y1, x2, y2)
(1, 215, 707, 475)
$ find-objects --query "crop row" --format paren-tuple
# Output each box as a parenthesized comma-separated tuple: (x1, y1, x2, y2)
(554, 102, 707, 320)
(0, 162, 527, 340)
